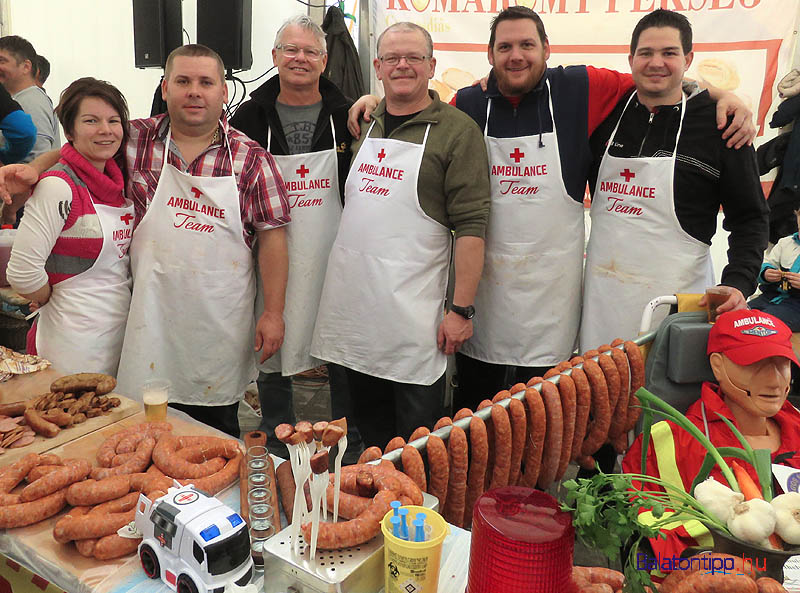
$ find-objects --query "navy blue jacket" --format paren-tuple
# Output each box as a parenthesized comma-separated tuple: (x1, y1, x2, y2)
(454, 65, 625, 204)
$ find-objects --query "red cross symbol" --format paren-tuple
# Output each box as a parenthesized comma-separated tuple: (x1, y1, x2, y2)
(190, 187, 203, 199)
(157, 533, 167, 547)
(620, 169, 635, 183)
(120, 213, 133, 225)
(176, 492, 195, 503)
(296, 164, 309, 178)
(377, 149, 386, 162)
(509, 148, 525, 163)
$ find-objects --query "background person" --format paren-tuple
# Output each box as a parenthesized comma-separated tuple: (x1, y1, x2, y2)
(34, 54, 50, 88)
(0, 36, 60, 225)
(749, 208, 800, 330)
(7, 77, 133, 375)
(230, 15, 361, 460)
(0, 36, 59, 161)
(0, 83, 35, 164)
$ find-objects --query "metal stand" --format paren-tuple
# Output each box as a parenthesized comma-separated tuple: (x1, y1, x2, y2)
(262, 492, 439, 593)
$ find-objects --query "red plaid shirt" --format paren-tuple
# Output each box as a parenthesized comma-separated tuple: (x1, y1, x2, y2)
(125, 113, 290, 247)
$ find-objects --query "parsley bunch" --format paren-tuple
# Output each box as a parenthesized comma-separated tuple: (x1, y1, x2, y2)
(563, 472, 664, 593)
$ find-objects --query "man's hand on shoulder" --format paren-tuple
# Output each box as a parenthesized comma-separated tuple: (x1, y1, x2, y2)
(715, 90, 756, 149)
(437, 311, 473, 355)
(255, 310, 285, 363)
(347, 95, 380, 140)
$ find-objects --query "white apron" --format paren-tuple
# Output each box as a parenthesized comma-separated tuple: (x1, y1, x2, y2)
(581, 93, 713, 350)
(116, 126, 256, 404)
(461, 81, 584, 366)
(311, 121, 451, 385)
(36, 199, 134, 376)
(258, 117, 342, 376)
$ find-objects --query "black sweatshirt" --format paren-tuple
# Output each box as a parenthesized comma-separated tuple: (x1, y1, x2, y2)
(230, 75, 353, 203)
(589, 89, 768, 297)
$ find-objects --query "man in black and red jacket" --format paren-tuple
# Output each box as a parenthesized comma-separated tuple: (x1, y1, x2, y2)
(583, 9, 768, 352)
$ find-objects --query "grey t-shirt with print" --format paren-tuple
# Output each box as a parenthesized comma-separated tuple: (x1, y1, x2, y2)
(275, 100, 322, 155)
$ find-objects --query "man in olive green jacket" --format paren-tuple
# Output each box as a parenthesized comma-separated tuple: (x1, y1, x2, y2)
(311, 22, 490, 448)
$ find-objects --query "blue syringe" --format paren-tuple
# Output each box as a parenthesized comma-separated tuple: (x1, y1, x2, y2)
(391, 515, 403, 539)
(398, 507, 409, 540)
(413, 518, 426, 542)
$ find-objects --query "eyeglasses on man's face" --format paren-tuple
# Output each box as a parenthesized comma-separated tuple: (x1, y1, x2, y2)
(276, 43, 325, 61)
(378, 54, 430, 66)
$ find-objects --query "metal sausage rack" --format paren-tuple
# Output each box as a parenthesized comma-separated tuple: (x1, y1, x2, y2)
(261, 339, 643, 592)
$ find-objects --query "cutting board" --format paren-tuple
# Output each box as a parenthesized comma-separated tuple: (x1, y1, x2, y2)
(0, 392, 140, 466)
(0, 368, 142, 466)
(0, 367, 62, 403)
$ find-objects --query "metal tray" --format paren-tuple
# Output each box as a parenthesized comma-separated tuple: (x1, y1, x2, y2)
(262, 492, 439, 593)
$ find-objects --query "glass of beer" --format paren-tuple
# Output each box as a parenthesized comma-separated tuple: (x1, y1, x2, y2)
(142, 379, 170, 422)
(705, 287, 729, 323)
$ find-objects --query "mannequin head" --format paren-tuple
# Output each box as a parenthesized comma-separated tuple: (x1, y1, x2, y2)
(707, 311, 797, 426)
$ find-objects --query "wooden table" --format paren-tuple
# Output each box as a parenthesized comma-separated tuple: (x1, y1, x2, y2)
(0, 407, 476, 593)
(0, 410, 244, 593)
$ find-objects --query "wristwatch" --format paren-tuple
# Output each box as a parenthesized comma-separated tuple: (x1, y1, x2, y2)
(450, 304, 475, 320)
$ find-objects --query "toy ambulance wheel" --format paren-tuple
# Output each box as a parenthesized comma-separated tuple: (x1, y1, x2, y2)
(177, 574, 199, 593)
(139, 544, 160, 579)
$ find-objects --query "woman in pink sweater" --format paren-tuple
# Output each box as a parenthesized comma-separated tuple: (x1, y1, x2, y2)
(8, 78, 134, 374)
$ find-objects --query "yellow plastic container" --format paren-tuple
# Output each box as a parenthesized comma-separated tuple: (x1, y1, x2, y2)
(381, 505, 449, 593)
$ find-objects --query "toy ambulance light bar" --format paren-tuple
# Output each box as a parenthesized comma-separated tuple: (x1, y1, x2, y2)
(199, 514, 244, 543)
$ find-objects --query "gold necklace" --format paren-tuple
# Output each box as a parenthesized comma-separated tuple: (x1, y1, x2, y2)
(211, 127, 220, 144)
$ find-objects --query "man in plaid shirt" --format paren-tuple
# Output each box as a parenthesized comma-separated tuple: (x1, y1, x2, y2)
(0, 45, 290, 437)
(115, 45, 291, 437)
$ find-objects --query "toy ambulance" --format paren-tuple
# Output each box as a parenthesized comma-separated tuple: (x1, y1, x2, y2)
(135, 484, 253, 593)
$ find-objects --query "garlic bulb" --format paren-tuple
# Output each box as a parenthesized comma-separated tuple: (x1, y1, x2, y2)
(774, 508, 800, 544)
(772, 493, 800, 545)
(771, 492, 800, 511)
(694, 477, 744, 523)
(727, 498, 777, 544)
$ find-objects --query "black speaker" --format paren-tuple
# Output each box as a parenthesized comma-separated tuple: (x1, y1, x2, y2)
(132, 0, 182, 69)
(196, 0, 253, 71)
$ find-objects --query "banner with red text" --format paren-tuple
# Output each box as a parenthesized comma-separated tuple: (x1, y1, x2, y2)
(370, 0, 800, 138)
